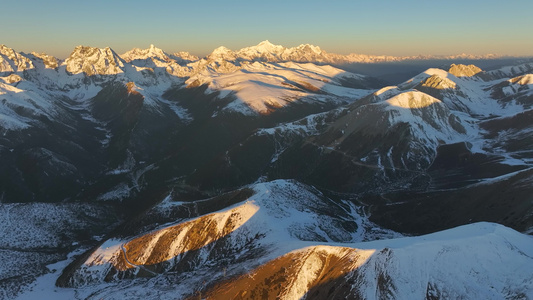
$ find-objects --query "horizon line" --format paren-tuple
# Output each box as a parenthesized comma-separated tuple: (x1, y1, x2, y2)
(1, 41, 532, 61)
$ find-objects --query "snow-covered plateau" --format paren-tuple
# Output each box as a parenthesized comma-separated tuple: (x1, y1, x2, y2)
(1, 42, 532, 299)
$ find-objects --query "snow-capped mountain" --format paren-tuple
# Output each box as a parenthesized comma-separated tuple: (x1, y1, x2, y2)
(0, 45, 35, 74)
(236, 40, 331, 63)
(60, 180, 393, 289)
(327, 90, 469, 167)
(224, 40, 511, 64)
(65, 46, 125, 76)
(199, 222, 532, 300)
(121, 44, 173, 64)
(121, 44, 197, 77)
(22, 181, 532, 300)
(185, 61, 371, 115)
(1, 42, 533, 299)
(481, 61, 533, 81)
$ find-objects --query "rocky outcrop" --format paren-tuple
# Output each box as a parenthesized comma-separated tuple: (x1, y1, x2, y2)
(448, 63, 482, 77)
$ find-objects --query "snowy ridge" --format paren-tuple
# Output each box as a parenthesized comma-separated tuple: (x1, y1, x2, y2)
(202, 222, 533, 300)
(0, 80, 57, 130)
(236, 40, 328, 63)
(348, 222, 533, 299)
(0, 43, 377, 117)
(72, 202, 261, 286)
(322, 64, 532, 172)
(48, 185, 533, 300)
(121, 45, 200, 66)
(382, 89, 471, 148)
(495, 74, 533, 99)
(324, 89, 471, 171)
(121, 44, 172, 63)
(186, 61, 370, 115)
(65, 180, 398, 289)
(206, 46, 238, 62)
(121, 45, 196, 77)
(0, 42, 527, 80)
(510, 74, 533, 86)
(482, 61, 533, 80)
(235, 40, 286, 61)
(221, 40, 513, 64)
(396, 66, 523, 117)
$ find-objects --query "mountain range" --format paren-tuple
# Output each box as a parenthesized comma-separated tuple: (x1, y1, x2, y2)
(1, 41, 532, 299)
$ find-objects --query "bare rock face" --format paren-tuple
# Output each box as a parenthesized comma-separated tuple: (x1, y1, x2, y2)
(0, 45, 35, 74)
(3, 73, 23, 84)
(448, 63, 482, 77)
(30, 52, 59, 69)
(65, 46, 125, 76)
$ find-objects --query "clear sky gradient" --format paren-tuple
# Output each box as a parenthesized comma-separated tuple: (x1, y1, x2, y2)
(2, 0, 532, 58)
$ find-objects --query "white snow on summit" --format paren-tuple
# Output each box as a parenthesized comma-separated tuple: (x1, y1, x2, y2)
(121, 44, 170, 63)
(235, 40, 326, 62)
(64, 46, 125, 76)
(187, 61, 370, 115)
(55, 184, 533, 300)
(0, 45, 35, 74)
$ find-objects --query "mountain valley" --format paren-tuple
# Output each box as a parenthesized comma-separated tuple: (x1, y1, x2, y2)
(1, 41, 532, 299)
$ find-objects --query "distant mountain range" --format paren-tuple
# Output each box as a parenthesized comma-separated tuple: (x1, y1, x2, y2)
(1, 41, 532, 299)
(2, 40, 526, 74)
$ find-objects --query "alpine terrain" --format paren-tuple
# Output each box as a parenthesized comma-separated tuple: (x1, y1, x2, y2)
(0, 41, 532, 299)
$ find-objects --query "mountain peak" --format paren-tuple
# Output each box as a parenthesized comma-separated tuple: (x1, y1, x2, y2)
(235, 41, 330, 63)
(258, 40, 274, 46)
(386, 90, 442, 109)
(120, 44, 169, 64)
(211, 46, 233, 54)
(253, 40, 284, 52)
(207, 46, 236, 61)
(235, 41, 285, 61)
(296, 43, 323, 55)
(65, 45, 125, 76)
(0, 44, 35, 74)
(147, 44, 166, 56)
(0, 44, 11, 53)
(0, 44, 17, 55)
(448, 63, 482, 77)
(70, 45, 115, 56)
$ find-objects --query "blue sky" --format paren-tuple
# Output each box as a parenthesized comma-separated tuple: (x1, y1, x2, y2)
(2, 0, 532, 58)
